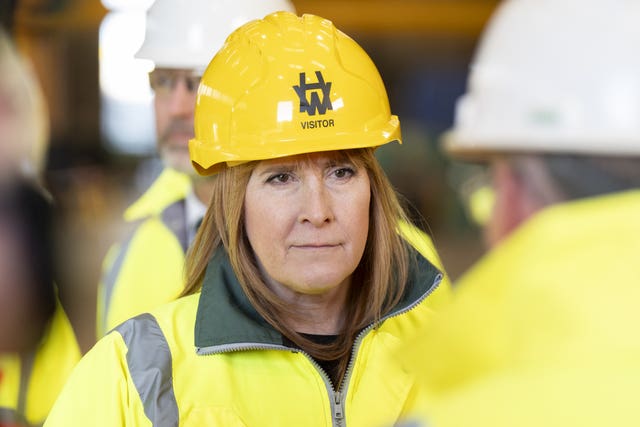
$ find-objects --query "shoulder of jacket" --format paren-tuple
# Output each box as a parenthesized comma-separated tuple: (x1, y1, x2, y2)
(123, 168, 191, 222)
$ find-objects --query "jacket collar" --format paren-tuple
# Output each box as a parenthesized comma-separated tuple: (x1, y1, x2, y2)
(124, 168, 192, 222)
(194, 245, 442, 352)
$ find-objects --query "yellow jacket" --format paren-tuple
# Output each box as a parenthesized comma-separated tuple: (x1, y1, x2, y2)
(47, 246, 449, 427)
(96, 168, 192, 336)
(1, 300, 80, 425)
(409, 190, 640, 426)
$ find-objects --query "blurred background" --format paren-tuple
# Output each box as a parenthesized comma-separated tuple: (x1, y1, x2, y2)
(5, 0, 499, 352)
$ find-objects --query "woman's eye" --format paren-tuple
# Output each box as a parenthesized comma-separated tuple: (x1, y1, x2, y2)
(332, 167, 355, 179)
(266, 173, 292, 184)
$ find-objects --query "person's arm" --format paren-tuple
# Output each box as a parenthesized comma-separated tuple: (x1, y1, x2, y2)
(44, 330, 151, 427)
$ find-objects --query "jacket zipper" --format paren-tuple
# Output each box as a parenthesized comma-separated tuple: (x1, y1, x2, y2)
(333, 391, 344, 425)
(312, 272, 443, 426)
(330, 272, 443, 425)
(196, 273, 442, 426)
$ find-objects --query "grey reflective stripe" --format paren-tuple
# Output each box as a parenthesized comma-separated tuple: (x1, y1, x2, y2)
(101, 228, 138, 334)
(17, 350, 35, 423)
(0, 352, 39, 426)
(394, 419, 429, 427)
(102, 200, 186, 334)
(0, 407, 25, 425)
(160, 200, 188, 253)
(115, 313, 179, 427)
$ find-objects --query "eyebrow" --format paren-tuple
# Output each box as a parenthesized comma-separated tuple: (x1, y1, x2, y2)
(255, 154, 355, 175)
(256, 164, 295, 176)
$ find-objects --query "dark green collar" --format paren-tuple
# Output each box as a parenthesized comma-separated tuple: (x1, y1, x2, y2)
(194, 246, 442, 351)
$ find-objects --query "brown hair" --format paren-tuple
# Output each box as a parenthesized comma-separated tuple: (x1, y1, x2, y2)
(182, 148, 411, 384)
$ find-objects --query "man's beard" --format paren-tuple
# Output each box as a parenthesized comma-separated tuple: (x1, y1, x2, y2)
(158, 119, 195, 174)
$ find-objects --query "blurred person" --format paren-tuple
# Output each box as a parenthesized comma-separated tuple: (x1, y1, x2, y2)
(45, 12, 450, 426)
(96, 0, 298, 337)
(0, 179, 81, 427)
(0, 28, 80, 426)
(401, 0, 640, 425)
(0, 179, 54, 354)
(0, 27, 48, 183)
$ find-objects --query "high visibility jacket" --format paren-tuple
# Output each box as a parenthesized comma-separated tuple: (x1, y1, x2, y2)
(1, 299, 80, 426)
(408, 190, 640, 426)
(96, 168, 192, 336)
(46, 245, 449, 427)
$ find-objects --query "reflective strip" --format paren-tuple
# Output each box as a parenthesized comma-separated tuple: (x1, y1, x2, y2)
(115, 313, 179, 427)
(0, 407, 25, 425)
(395, 419, 429, 427)
(102, 200, 186, 334)
(0, 353, 36, 425)
(17, 350, 35, 423)
(101, 228, 138, 333)
(160, 200, 188, 253)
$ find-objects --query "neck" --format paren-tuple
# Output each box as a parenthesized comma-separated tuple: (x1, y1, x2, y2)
(275, 283, 350, 335)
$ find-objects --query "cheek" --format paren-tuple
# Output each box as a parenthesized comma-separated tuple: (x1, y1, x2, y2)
(357, 197, 371, 241)
(347, 182, 371, 251)
(244, 191, 286, 259)
(153, 99, 167, 126)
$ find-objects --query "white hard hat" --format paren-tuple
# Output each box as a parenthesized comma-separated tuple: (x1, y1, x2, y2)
(445, 0, 640, 158)
(135, 0, 296, 71)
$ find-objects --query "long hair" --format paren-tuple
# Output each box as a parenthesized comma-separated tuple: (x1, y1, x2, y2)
(183, 148, 411, 384)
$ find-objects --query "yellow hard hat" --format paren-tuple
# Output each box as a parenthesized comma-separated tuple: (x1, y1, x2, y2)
(189, 12, 401, 175)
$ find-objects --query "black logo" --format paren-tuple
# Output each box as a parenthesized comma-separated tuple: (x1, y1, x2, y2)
(293, 71, 333, 116)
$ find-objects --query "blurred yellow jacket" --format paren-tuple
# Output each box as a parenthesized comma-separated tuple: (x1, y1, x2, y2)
(96, 168, 191, 336)
(0, 299, 80, 426)
(46, 247, 449, 427)
(407, 190, 640, 427)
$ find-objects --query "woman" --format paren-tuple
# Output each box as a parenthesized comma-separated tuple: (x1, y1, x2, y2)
(45, 12, 449, 426)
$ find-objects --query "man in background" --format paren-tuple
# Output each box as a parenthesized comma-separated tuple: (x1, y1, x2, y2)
(96, 0, 297, 337)
(408, 0, 640, 425)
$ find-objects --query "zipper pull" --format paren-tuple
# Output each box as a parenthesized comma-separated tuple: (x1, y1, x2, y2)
(334, 391, 344, 420)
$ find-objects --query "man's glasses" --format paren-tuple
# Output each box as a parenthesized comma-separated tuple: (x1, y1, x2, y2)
(148, 69, 202, 98)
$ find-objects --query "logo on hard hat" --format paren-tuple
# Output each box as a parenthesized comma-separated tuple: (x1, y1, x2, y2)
(293, 71, 333, 116)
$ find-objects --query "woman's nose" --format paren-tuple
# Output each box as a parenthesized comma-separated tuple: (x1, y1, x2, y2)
(298, 178, 334, 226)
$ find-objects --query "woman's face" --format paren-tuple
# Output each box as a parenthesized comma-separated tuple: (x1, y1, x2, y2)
(244, 151, 370, 300)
